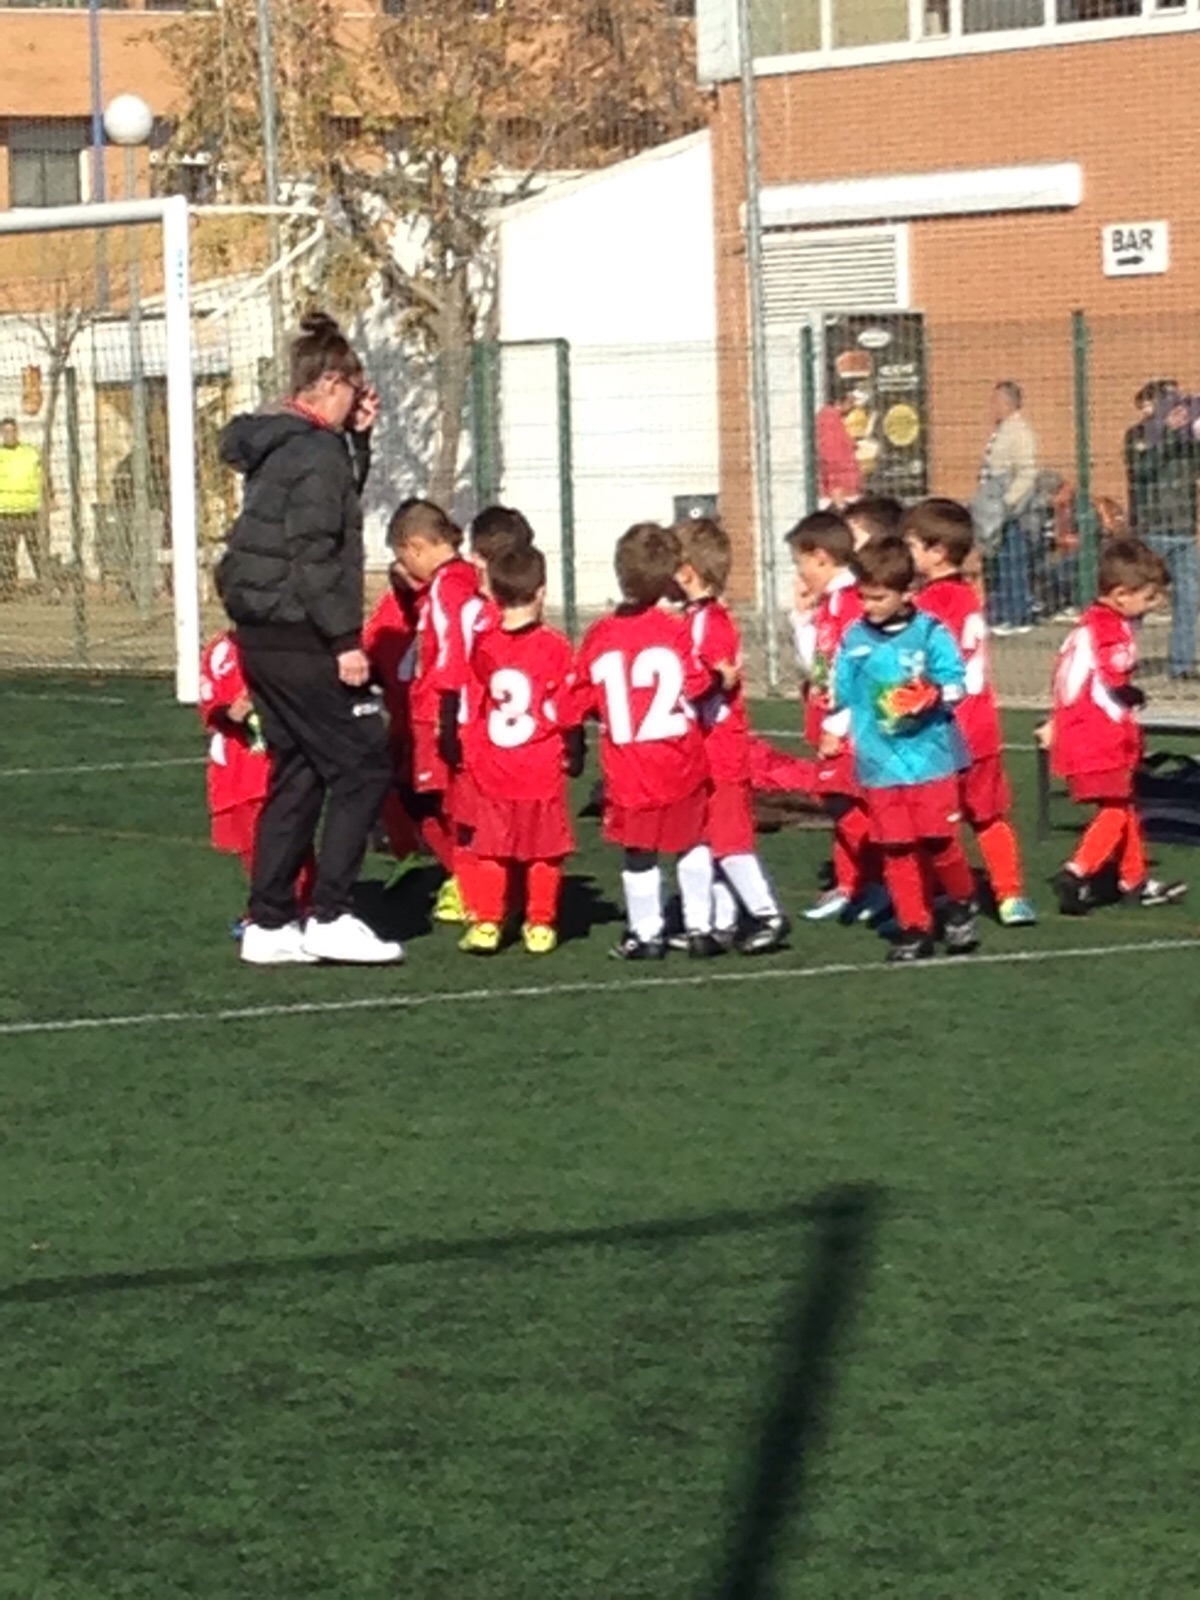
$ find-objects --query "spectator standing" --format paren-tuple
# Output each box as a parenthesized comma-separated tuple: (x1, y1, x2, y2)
(1125, 381, 1199, 680)
(816, 393, 864, 509)
(0, 417, 45, 599)
(216, 312, 400, 967)
(977, 382, 1038, 634)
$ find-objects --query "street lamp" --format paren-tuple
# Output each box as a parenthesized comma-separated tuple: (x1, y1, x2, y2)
(103, 93, 155, 617)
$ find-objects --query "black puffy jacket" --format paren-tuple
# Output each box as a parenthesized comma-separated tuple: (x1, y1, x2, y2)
(216, 410, 366, 653)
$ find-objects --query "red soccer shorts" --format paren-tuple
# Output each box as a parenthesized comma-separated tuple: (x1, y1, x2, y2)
(411, 721, 450, 796)
(707, 779, 756, 858)
(211, 798, 262, 858)
(604, 785, 708, 854)
(864, 775, 964, 846)
(455, 772, 574, 862)
(1067, 767, 1135, 805)
(959, 753, 1013, 828)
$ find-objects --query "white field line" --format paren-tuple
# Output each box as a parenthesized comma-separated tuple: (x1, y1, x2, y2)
(0, 690, 128, 706)
(2, 938, 1198, 1039)
(0, 756, 202, 779)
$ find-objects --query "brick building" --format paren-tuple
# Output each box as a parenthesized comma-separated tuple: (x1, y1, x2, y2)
(699, 2, 1200, 595)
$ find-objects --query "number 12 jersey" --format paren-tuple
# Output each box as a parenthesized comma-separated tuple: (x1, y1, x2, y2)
(575, 604, 710, 809)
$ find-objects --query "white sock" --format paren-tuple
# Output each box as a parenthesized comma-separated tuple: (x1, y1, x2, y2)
(677, 845, 715, 934)
(621, 867, 663, 942)
(713, 876, 739, 935)
(720, 852, 780, 920)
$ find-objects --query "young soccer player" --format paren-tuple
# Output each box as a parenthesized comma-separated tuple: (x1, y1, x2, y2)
(786, 510, 878, 921)
(1048, 538, 1185, 915)
(845, 494, 904, 551)
(904, 497, 1037, 926)
(452, 544, 582, 955)
(830, 538, 978, 962)
(674, 517, 789, 954)
(198, 630, 314, 925)
(363, 559, 422, 867)
(390, 498, 483, 923)
(575, 522, 724, 960)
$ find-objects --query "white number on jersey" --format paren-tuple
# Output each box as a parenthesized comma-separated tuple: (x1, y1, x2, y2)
(487, 667, 537, 749)
(591, 647, 689, 746)
(961, 612, 989, 698)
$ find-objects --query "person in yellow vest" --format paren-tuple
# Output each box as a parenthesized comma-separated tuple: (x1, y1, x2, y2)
(0, 417, 45, 600)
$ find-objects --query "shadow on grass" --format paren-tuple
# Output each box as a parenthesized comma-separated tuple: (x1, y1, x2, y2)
(711, 1183, 883, 1600)
(0, 1196, 835, 1307)
(353, 869, 622, 949)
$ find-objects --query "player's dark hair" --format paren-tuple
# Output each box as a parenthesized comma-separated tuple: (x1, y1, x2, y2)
(846, 494, 904, 545)
(289, 311, 363, 396)
(854, 536, 915, 595)
(995, 379, 1023, 411)
(614, 522, 682, 606)
(470, 504, 535, 561)
(489, 544, 546, 607)
(1135, 378, 1178, 408)
(900, 497, 975, 569)
(785, 509, 854, 566)
(1098, 537, 1170, 595)
(674, 516, 732, 596)
(388, 497, 462, 551)
(0, 417, 16, 429)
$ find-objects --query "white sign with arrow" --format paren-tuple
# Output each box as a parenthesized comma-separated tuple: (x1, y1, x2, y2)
(1103, 221, 1170, 278)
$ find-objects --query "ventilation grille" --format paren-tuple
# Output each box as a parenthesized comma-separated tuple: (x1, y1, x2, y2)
(762, 227, 902, 324)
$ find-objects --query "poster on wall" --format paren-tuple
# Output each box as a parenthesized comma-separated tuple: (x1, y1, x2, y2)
(823, 312, 928, 501)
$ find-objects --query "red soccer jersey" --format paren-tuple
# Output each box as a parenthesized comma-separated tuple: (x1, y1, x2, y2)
(198, 632, 269, 816)
(575, 604, 710, 809)
(363, 584, 419, 736)
(410, 557, 485, 725)
(916, 574, 1003, 761)
(687, 596, 750, 783)
(464, 622, 577, 803)
(1051, 601, 1141, 778)
(796, 571, 863, 746)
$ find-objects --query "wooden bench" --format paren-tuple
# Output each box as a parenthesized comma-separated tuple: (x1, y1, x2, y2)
(1036, 716, 1200, 840)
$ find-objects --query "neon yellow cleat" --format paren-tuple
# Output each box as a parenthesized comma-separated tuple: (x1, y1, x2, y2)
(459, 920, 502, 955)
(522, 923, 558, 956)
(434, 875, 467, 925)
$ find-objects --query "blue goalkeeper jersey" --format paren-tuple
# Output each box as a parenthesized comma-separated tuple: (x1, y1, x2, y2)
(832, 609, 969, 790)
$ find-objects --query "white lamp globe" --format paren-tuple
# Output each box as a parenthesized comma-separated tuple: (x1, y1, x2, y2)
(103, 94, 154, 148)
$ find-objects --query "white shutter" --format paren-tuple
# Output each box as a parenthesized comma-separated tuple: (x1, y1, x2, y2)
(762, 226, 903, 324)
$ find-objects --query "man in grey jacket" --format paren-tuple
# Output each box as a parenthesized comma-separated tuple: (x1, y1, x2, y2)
(979, 381, 1038, 633)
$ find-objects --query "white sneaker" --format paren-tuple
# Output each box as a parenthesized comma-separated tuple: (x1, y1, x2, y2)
(301, 913, 404, 965)
(241, 920, 321, 966)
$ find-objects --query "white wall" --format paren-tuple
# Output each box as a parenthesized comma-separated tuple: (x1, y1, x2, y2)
(495, 133, 720, 610)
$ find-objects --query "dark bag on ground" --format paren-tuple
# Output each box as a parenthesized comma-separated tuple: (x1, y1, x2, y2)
(1136, 751, 1200, 846)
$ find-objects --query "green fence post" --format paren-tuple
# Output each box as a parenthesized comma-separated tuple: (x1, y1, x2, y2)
(1073, 309, 1099, 601)
(554, 338, 578, 641)
(801, 319, 819, 515)
(470, 340, 500, 508)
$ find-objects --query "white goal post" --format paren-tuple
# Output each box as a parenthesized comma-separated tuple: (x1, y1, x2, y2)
(0, 195, 200, 703)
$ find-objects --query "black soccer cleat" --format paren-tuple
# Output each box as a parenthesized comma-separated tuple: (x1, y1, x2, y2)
(1053, 868, 1094, 917)
(942, 903, 980, 956)
(609, 931, 667, 962)
(686, 932, 728, 960)
(886, 931, 936, 965)
(737, 913, 791, 956)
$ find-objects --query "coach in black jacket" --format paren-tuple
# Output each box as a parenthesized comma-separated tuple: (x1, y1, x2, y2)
(217, 313, 400, 967)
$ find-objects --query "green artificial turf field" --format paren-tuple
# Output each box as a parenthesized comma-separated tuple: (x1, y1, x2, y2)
(3, 675, 1200, 1598)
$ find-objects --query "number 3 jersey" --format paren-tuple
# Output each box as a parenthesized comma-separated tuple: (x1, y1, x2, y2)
(575, 604, 710, 809)
(463, 621, 578, 802)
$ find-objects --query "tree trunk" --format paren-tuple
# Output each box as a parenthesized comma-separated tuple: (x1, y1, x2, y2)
(428, 263, 474, 510)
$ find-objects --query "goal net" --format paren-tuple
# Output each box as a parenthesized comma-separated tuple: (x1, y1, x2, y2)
(0, 200, 291, 703)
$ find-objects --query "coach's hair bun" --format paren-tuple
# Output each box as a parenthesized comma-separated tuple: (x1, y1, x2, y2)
(298, 311, 342, 337)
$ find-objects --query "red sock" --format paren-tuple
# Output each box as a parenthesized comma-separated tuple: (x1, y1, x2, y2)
(833, 802, 871, 897)
(928, 834, 976, 905)
(526, 860, 563, 927)
(1070, 804, 1129, 879)
(974, 817, 1023, 902)
(882, 845, 932, 933)
(461, 856, 507, 924)
(1117, 807, 1147, 891)
(419, 809, 455, 874)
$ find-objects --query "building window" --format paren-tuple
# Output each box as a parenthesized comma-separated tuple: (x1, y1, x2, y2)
(962, 0, 1044, 32)
(752, 0, 820, 55)
(834, 0, 907, 45)
(8, 120, 88, 208)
